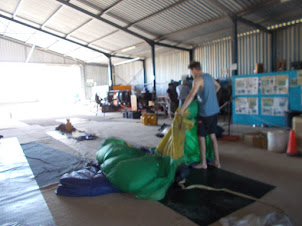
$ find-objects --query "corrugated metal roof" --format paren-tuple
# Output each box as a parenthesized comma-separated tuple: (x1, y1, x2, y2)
(70, 19, 118, 43)
(15, 0, 61, 24)
(44, 6, 91, 34)
(26, 31, 58, 48)
(0, 0, 301, 64)
(107, 0, 178, 23)
(0, 0, 19, 14)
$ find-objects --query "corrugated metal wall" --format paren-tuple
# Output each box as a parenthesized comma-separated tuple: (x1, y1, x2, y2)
(0, 37, 79, 64)
(276, 23, 302, 70)
(238, 32, 271, 75)
(146, 50, 190, 96)
(84, 64, 108, 99)
(114, 61, 144, 90)
(194, 39, 232, 78)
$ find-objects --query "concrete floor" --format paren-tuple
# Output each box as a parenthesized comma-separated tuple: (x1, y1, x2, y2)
(0, 104, 301, 225)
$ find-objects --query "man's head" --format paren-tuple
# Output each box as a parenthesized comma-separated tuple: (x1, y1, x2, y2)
(188, 61, 202, 78)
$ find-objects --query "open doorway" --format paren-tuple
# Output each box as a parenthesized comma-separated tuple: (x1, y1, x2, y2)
(0, 62, 84, 120)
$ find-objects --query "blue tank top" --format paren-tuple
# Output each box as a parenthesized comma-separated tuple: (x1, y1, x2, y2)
(197, 74, 220, 117)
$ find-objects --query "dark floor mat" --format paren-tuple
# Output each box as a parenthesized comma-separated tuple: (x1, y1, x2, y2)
(160, 166, 275, 226)
(22, 142, 89, 188)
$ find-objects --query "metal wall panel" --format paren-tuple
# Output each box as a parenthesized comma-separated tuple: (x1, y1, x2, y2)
(84, 64, 108, 99)
(0, 38, 27, 62)
(0, 37, 80, 64)
(146, 50, 190, 96)
(238, 32, 271, 75)
(276, 23, 302, 70)
(194, 39, 233, 78)
(194, 32, 272, 77)
(114, 61, 144, 89)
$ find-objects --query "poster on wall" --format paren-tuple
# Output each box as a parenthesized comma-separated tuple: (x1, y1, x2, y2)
(235, 97, 258, 115)
(261, 75, 288, 94)
(235, 77, 258, 95)
(261, 97, 288, 116)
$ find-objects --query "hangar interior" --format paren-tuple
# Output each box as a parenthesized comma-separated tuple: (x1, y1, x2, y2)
(0, 0, 302, 225)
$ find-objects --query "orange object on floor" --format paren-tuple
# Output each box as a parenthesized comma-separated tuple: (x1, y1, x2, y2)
(286, 129, 298, 156)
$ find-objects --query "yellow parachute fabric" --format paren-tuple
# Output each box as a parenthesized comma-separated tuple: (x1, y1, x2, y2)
(157, 108, 194, 160)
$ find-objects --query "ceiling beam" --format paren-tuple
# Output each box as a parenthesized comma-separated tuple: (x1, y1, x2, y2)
(41, 5, 63, 29)
(204, 0, 234, 18)
(66, 18, 93, 38)
(237, 16, 272, 34)
(99, 0, 125, 16)
(0, 14, 137, 60)
(56, 0, 191, 52)
(125, 0, 189, 28)
(13, 0, 24, 19)
(88, 30, 119, 45)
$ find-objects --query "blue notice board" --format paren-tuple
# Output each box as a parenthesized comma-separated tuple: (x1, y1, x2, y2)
(232, 70, 302, 127)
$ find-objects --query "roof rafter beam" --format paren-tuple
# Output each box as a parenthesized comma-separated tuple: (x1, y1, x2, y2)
(56, 0, 191, 52)
(13, 0, 24, 19)
(88, 30, 119, 45)
(125, 0, 189, 28)
(99, 0, 125, 16)
(237, 16, 272, 34)
(205, 0, 271, 33)
(41, 5, 63, 29)
(56, 0, 151, 43)
(66, 18, 93, 38)
(76, 0, 103, 11)
(0, 14, 138, 60)
(204, 0, 234, 18)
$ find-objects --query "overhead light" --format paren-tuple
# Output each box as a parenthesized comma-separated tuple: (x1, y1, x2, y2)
(121, 46, 136, 52)
(113, 57, 140, 66)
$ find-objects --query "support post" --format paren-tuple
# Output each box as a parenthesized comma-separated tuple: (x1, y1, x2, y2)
(108, 57, 113, 87)
(231, 17, 238, 76)
(142, 59, 146, 88)
(151, 43, 156, 97)
(271, 30, 277, 72)
(189, 49, 194, 62)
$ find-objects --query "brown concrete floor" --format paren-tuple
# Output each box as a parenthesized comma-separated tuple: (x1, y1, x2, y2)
(0, 110, 301, 225)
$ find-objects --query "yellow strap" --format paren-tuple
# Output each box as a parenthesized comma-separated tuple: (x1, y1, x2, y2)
(178, 179, 285, 214)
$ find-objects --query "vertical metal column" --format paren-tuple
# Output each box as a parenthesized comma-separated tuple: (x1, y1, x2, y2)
(232, 17, 238, 76)
(151, 43, 156, 96)
(189, 48, 194, 62)
(271, 30, 277, 72)
(108, 57, 113, 86)
(142, 59, 146, 88)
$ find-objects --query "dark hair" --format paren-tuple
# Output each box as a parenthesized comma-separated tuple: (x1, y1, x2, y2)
(188, 61, 202, 70)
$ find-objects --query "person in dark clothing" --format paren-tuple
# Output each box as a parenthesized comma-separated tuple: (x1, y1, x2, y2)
(167, 83, 178, 119)
(178, 61, 221, 169)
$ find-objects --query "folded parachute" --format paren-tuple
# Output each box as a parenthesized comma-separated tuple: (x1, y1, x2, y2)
(96, 138, 177, 201)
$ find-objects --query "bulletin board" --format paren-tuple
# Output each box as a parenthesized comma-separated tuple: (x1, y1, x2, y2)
(232, 70, 302, 127)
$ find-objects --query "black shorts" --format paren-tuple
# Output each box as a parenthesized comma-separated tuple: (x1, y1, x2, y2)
(197, 114, 218, 137)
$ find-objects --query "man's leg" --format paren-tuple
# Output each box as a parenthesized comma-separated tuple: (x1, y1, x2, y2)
(209, 133, 221, 168)
(193, 136, 207, 169)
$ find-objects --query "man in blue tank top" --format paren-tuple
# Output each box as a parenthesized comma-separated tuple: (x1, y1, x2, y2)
(178, 61, 221, 169)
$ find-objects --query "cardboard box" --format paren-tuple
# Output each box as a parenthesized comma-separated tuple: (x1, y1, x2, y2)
(244, 132, 267, 149)
(255, 63, 264, 73)
(293, 116, 302, 154)
(293, 116, 302, 134)
(296, 134, 302, 155)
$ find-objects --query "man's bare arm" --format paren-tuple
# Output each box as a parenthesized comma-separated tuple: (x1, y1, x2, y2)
(179, 77, 203, 115)
(214, 80, 221, 93)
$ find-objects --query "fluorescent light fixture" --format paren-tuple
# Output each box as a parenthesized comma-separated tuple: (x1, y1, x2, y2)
(121, 45, 136, 52)
(113, 57, 140, 66)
